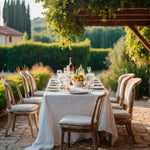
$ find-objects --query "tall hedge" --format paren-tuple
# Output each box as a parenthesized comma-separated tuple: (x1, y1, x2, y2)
(0, 40, 110, 72)
(0, 40, 91, 72)
(88, 48, 111, 70)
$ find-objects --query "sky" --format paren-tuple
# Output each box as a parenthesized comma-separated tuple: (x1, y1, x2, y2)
(0, 0, 44, 25)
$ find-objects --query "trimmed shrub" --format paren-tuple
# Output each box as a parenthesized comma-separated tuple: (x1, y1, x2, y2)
(0, 64, 52, 112)
(0, 39, 111, 72)
(88, 48, 111, 70)
(0, 39, 90, 72)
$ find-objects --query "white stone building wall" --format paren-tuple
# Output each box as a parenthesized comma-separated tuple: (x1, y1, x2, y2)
(0, 34, 22, 45)
(0, 34, 6, 45)
(6, 35, 22, 45)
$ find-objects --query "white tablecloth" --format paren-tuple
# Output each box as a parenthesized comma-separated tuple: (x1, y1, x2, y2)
(25, 90, 118, 150)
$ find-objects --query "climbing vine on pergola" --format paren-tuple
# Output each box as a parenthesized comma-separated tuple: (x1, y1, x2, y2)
(36, 0, 150, 51)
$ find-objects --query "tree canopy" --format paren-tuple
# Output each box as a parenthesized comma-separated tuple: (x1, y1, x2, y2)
(36, 0, 150, 45)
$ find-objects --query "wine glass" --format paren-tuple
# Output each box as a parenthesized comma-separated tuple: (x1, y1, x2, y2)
(87, 67, 91, 73)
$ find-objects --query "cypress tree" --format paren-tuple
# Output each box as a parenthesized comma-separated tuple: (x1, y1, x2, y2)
(5, 0, 9, 25)
(16, 0, 20, 31)
(10, 0, 14, 28)
(13, 0, 17, 28)
(21, 0, 26, 32)
(3, 0, 7, 24)
(2, 0, 31, 39)
(26, 4, 31, 39)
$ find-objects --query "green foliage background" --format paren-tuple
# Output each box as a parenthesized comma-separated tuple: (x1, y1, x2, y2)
(31, 19, 125, 48)
(80, 27, 125, 48)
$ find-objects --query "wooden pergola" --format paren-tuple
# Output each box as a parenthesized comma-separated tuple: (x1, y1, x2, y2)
(77, 6, 150, 52)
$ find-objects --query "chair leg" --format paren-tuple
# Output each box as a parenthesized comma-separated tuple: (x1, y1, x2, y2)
(60, 128, 64, 150)
(12, 114, 16, 131)
(95, 130, 100, 147)
(98, 131, 105, 144)
(108, 133, 112, 147)
(92, 130, 98, 150)
(128, 122, 136, 144)
(28, 114, 34, 138)
(67, 132, 71, 147)
(34, 113, 39, 132)
(5, 113, 12, 137)
(12, 114, 17, 131)
(125, 124, 130, 136)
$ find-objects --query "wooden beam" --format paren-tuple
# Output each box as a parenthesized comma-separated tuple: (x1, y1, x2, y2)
(84, 21, 150, 26)
(82, 16, 150, 22)
(78, 8, 150, 16)
(128, 25, 150, 52)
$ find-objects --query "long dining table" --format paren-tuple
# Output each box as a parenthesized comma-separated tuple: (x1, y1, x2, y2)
(25, 77, 118, 150)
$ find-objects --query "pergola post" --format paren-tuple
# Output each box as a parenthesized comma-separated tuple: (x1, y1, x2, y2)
(128, 26, 150, 100)
(128, 25, 150, 52)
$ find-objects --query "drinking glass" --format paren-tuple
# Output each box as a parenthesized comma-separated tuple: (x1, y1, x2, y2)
(63, 68, 67, 74)
(86, 80, 92, 93)
(57, 69, 62, 76)
(87, 67, 91, 73)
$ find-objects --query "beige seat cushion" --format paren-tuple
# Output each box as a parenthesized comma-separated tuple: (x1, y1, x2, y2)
(23, 97, 42, 104)
(113, 109, 132, 119)
(59, 115, 94, 126)
(109, 96, 118, 103)
(34, 91, 44, 96)
(11, 104, 38, 112)
(111, 103, 122, 109)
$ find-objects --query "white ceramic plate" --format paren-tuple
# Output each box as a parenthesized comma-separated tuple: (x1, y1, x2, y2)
(68, 89, 89, 95)
(94, 83, 102, 86)
(47, 85, 58, 89)
(92, 86, 104, 90)
(46, 88, 59, 92)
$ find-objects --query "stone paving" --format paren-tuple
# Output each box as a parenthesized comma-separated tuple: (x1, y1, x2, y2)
(0, 100, 150, 150)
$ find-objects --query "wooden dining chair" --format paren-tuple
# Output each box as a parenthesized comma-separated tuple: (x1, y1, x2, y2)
(109, 73, 135, 103)
(113, 78, 142, 143)
(20, 72, 42, 106)
(59, 92, 107, 150)
(111, 75, 134, 109)
(26, 71, 44, 97)
(3, 80, 39, 138)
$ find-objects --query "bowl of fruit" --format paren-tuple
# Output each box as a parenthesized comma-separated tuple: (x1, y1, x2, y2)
(71, 73, 84, 87)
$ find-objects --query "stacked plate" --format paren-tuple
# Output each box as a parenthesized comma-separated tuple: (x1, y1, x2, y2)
(46, 79, 59, 92)
(92, 79, 104, 90)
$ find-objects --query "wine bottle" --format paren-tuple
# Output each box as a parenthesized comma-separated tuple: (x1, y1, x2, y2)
(69, 57, 74, 72)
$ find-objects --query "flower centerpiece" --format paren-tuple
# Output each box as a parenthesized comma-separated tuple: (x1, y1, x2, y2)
(71, 73, 84, 87)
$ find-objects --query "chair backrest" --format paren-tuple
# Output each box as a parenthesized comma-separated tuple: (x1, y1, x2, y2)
(116, 73, 135, 101)
(124, 78, 142, 114)
(26, 71, 37, 96)
(20, 72, 30, 98)
(118, 74, 135, 106)
(91, 92, 107, 128)
(3, 80, 17, 109)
